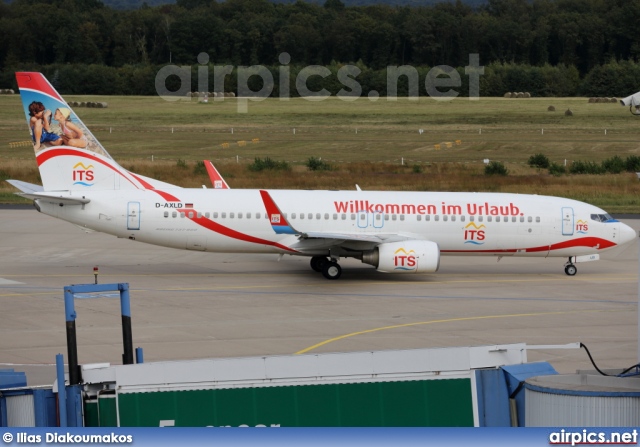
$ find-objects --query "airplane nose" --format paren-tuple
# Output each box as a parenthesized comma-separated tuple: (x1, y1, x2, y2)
(619, 222, 637, 245)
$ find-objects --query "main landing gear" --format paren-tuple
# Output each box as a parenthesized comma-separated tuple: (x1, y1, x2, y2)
(310, 256, 342, 280)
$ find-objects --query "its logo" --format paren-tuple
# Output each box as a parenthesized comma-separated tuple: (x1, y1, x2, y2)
(576, 220, 589, 234)
(393, 248, 417, 271)
(271, 214, 281, 224)
(72, 162, 94, 186)
(464, 222, 485, 245)
(214, 180, 223, 189)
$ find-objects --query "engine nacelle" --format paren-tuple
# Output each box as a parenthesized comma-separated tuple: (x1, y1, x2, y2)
(620, 92, 640, 107)
(361, 240, 440, 273)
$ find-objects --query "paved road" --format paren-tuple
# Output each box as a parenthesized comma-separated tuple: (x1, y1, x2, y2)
(1, 209, 638, 386)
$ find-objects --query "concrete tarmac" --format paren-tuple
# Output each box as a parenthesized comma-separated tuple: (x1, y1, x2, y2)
(1, 209, 638, 386)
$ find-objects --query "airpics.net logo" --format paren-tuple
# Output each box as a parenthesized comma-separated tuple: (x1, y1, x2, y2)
(155, 52, 485, 113)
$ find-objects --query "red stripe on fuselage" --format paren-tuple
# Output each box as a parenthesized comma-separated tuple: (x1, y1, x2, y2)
(128, 172, 180, 202)
(442, 236, 616, 253)
(526, 236, 616, 252)
(186, 210, 297, 253)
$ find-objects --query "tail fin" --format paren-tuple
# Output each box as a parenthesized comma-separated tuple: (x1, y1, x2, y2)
(16, 72, 177, 193)
(204, 160, 230, 189)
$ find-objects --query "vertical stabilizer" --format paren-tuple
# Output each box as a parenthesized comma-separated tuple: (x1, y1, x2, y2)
(16, 72, 143, 192)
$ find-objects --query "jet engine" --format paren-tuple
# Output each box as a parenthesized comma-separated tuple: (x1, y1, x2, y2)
(620, 92, 640, 107)
(361, 240, 440, 273)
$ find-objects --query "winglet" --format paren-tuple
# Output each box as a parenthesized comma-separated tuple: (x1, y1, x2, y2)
(204, 161, 230, 189)
(259, 190, 298, 235)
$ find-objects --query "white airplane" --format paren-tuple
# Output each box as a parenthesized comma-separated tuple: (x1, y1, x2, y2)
(7, 72, 637, 279)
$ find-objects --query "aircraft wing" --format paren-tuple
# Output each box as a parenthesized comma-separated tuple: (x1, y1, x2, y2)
(259, 190, 430, 252)
(302, 231, 426, 244)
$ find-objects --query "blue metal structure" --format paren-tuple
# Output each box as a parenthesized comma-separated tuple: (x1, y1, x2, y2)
(63, 283, 136, 385)
(475, 362, 557, 427)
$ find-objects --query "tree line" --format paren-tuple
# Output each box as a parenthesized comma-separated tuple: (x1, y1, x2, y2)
(1, 0, 639, 96)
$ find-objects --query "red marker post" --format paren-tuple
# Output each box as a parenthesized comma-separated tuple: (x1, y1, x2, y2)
(93, 266, 99, 284)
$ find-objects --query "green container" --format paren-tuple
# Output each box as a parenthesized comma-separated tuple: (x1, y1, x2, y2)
(87, 378, 473, 427)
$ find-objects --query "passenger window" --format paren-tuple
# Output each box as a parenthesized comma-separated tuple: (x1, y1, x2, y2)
(164, 211, 168, 218)
(213, 212, 218, 218)
(360, 214, 366, 221)
(205, 212, 210, 218)
(188, 212, 194, 218)
(452, 215, 456, 222)
(520, 216, 524, 222)
(341, 214, 346, 220)
(300, 213, 304, 220)
(488, 216, 492, 222)
(528, 216, 532, 223)
(496, 216, 500, 222)
(376, 214, 381, 221)
(180, 212, 185, 218)
(172, 211, 177, 218)
(435, 215, 439, 221)
(536, 216, 540, 223)
(479, 216, 484, 222)
(392, 215, 397, 221)
(400, 215, 405, 221)
(309, 213, 313, 220)
(470, 216, 474, 222)
(324, 213, 329, 220)
(197, 212, 201, 218)
(247, 213, 251, 219)
(512, 216, 516, 222)
(461, 216, 465, 222)
(221, 212, 226, 218)
(425, 215, 430, 221)
(384, 215, 389, 221)
(230, 212, 234, 219)
(417, 215, 422, 221)
(316, 213, 321, 220)
(292, 213, 296, 219)
(333, 214, 338, 220)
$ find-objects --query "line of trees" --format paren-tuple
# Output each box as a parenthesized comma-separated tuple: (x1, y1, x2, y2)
(1, 0, 640, 96)
(2, 60, 639, 97)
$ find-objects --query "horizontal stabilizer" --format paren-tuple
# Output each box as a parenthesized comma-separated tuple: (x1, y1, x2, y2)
(16, 191, 90, 206)
(6, 179, 44, 193)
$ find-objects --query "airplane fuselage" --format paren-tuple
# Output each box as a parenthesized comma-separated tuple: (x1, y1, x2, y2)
(36, 189, 626, 259)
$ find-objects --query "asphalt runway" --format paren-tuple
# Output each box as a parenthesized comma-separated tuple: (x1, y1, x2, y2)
(1, 209, 638, 386)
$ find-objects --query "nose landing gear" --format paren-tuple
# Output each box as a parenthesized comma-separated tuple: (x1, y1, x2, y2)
(564, 263, 577, 276)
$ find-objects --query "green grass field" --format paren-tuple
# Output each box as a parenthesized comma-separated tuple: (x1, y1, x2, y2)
(2, 94, 640, 212)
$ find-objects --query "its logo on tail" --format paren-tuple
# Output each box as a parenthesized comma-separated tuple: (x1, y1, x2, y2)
(72, 162, 94, 186)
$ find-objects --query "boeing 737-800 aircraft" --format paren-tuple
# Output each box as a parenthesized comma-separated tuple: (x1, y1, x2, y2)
(7, 72, 636, 279)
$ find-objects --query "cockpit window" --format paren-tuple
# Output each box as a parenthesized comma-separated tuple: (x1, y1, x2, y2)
(590, 213, 615, 222)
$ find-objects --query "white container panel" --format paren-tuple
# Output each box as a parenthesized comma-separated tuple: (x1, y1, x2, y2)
(7, 394, 35, 427)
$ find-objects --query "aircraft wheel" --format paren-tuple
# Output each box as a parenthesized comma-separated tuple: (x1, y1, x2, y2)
(310, 256, 328, 273)
(322, 261, 342, 280)
(564, 264, 577, 276)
